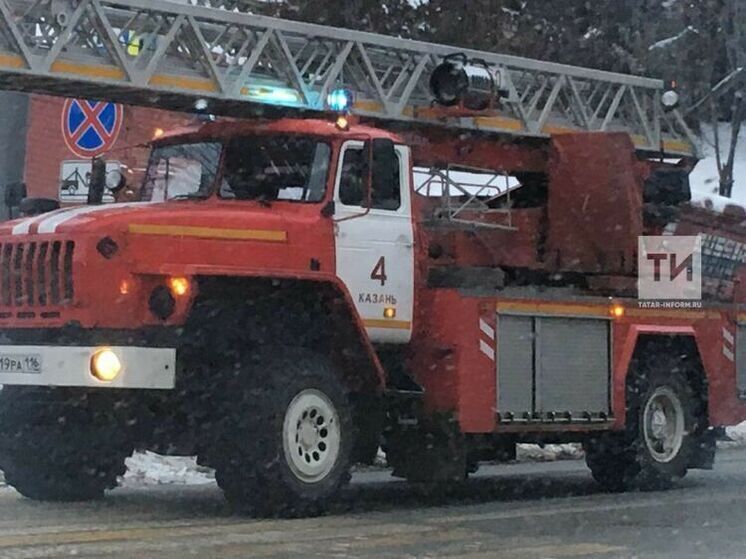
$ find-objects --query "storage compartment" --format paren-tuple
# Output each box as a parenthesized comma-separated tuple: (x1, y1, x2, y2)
(496, 313, 611, 421)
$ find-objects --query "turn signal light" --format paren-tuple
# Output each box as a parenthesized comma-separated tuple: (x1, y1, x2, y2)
(168, 276, 190, 297)
(119, 279, 132, 296)
(335, 116, 350, 131)
(610, 305, 625, 318)
(91, 349, 122, 382)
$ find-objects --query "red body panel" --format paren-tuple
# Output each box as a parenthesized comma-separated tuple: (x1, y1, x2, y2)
(410, 289, 496, 432)
(410, 287, 746, 434)
(545, 133, 642, 275)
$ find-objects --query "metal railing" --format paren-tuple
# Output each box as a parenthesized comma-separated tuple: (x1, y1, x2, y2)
(0, 0, 697, 155)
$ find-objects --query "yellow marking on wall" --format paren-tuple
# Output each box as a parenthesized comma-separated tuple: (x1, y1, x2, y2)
(496, 301, 610, 317)
(50, 60, 125, 80)
(128, 223, 287, 242)
(363, 318, 412, 330)
(150, 74, 218, 92)
(0, 54, 25, 69)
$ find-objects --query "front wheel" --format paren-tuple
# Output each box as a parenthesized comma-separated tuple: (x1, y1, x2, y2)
(207, 349, 355, 517)
(0, 388, 133, 501)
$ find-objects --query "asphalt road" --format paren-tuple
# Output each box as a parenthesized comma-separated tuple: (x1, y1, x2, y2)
(0, 449, 746, 558)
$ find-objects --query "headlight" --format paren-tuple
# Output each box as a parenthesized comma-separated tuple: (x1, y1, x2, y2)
(91, 349, 122, 382)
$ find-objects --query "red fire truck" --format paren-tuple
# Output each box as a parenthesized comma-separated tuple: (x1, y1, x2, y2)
(0, 0, 743, 516)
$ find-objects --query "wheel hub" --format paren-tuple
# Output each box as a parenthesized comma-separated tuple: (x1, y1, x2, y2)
(643, 386, 685, 464)
(283, 388, 341, 483)
(650, 408, 669, 439)
(298, 421, 318, 450)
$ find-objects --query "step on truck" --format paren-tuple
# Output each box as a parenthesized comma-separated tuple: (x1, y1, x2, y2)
(0, 0, 744, 516)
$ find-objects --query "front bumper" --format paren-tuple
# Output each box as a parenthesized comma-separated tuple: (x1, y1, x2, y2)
(0, 345, 175, 389)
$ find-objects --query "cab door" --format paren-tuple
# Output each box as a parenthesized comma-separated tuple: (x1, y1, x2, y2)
(333, 140, 414, 343)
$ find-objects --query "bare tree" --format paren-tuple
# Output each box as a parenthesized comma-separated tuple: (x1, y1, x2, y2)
(711, 0, 745, 197)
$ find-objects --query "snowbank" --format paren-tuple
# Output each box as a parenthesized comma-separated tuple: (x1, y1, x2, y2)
(689, 123, 746, 212)
(516, 443, 584, 462)
(726, 421, 746, 444)
(119, 451, 214, 487)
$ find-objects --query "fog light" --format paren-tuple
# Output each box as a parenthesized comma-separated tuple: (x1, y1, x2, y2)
(91, 349, 122, 382)
(149, 285, 176, 320)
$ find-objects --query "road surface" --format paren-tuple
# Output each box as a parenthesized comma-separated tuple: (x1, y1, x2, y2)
(0, 449, 745, 558)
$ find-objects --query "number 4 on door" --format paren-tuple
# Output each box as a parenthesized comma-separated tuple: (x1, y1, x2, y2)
(371, 257, 387, 286)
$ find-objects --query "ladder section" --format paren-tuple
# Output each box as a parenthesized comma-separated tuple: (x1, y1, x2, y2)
(0, 0, 696, 155)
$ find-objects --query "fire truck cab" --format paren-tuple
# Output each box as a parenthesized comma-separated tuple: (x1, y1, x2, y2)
(0, 116, 421, 513)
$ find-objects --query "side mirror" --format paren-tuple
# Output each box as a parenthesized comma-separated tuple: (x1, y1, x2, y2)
(106, 168, 127, 193)
(4, 182, 26, 209)
(321, 200, 335, 218)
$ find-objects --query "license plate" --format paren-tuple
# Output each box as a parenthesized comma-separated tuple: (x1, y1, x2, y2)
(0, 354, 42, 374)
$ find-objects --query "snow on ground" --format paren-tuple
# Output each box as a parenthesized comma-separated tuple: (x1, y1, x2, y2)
(726, 422, 746, 444)
(119, 451, 214, 487)
(689, 123, 746, 212)
(516, 443, 584, 462)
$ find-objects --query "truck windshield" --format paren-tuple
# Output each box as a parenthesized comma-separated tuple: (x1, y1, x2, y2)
(141, 142, 221, 202)
(219, 135, 331, 203)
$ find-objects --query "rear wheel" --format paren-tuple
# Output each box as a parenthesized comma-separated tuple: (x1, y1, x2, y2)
(206, 349, 354, 517)
(585, 353, 703, 491)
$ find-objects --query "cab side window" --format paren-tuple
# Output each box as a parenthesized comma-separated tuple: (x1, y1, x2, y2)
(339, 148, 366, 207)
(339, 147, 401, 210)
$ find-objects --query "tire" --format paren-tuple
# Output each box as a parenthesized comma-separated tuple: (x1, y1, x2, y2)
(583, 433, 635, 492)
(585, 352, 703, 492)
(631, 371, 699, 488)
(0, 388, 132, 501)
(206, 348, 354, 517)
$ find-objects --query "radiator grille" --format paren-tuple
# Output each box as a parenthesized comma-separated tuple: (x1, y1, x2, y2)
(0, 241, 75, 307)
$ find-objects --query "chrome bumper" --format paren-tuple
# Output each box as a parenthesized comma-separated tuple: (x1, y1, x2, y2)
(0, 345, 175, 390)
